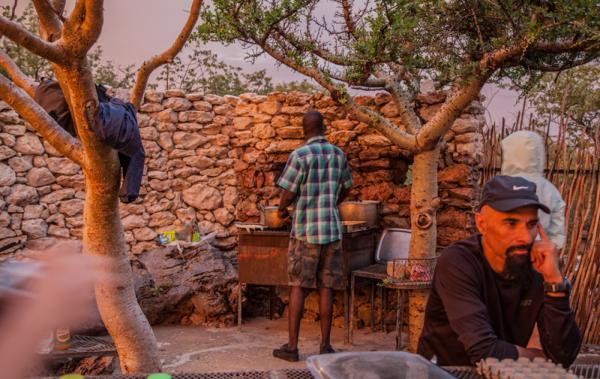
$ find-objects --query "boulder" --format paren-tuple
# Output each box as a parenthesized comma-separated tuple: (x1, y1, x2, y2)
(23, 205, 44, 219)
(0, 146, 16, 161)
(3, 124, 26, 135)
(182, 184, 222, 210)
(148, 211, 176, 227)
(184, 156, 215, 169)
(133, 227, 157, 241)
(122, 214, 146, 230)
(163, 97, 192, 111)
(40, 188, 75, 203)
(251, 123, 276, 139)
(192, 101, 213, 111)
(178, 111, 213, 123)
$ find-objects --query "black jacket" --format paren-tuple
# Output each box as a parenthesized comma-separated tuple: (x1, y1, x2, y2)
(417, 234, 581, 367)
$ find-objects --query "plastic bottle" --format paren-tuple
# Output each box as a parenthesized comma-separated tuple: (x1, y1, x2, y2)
(53, 328, 71, 350)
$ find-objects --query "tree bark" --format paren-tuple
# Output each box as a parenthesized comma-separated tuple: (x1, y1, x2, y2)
(407, 145, 441, 352)
(62, 66, 162, 372)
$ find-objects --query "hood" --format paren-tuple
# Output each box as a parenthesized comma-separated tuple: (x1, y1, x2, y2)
(500, 131, 546, 176)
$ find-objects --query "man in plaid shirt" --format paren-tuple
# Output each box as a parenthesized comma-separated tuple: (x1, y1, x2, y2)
(273, 110, 352, 362)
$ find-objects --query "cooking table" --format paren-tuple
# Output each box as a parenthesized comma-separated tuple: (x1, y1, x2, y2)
(237, 228, 377, 343)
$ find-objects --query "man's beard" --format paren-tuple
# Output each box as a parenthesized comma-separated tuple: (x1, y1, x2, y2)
(500, 244, 533, 285)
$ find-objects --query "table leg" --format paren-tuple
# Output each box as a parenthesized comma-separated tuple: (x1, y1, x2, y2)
(349, 273, 356, 345)
(381, 286, 386, 333)
(395, 290, 405, 350)
(344, 287, 349, 345)
(237, 282, 242, 331)
(370, 283, 375, 332)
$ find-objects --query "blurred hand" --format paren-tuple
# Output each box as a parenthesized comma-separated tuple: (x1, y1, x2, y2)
(531, 224, 562, 283)
(278, 207, 290, 220)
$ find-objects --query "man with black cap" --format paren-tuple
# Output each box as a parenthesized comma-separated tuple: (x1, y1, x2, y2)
(417, 176, 581, 367)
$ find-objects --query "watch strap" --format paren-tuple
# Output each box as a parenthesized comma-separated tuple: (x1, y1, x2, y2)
(543, 277, 570, 294)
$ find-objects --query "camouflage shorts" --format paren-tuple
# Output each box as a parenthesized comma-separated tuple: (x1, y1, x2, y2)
(287, 238, 344, 289)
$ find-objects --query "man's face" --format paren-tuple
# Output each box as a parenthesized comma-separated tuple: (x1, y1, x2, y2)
(475, 205, 539, 281)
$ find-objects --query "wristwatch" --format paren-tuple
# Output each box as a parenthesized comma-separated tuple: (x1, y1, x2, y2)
(543, 277, 570, 294)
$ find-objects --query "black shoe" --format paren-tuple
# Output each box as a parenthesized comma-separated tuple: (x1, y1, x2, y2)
(319, 344, 336, 354)
(273, 344, 299, 362)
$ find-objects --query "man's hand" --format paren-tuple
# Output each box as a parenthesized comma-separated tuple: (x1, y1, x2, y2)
(531, 224, 563, 283)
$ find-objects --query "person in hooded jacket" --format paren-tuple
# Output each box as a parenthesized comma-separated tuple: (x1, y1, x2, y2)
(501, 130, 566, 249)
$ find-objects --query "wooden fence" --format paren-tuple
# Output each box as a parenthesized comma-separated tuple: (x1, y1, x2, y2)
(481, 115, 600, 344)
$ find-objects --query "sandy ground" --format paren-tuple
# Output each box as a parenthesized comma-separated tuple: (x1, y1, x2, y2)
(154, 317, 399, 373)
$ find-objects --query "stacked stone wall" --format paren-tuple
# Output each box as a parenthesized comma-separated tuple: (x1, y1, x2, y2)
(0, 89, 484, 259)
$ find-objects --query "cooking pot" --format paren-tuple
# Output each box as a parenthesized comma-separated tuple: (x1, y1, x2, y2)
(260, 205, 291, 229)
(338, 200, 380, 228)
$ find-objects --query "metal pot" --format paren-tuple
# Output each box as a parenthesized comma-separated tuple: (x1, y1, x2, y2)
(338, 200, 380, 228)
(260, 205, 290, 229)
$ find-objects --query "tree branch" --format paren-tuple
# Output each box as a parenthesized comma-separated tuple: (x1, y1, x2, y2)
(0, 74, 84, 166)
(62, 0, 104, 57)
(32, 0, 63, 41)
(374, 70, 420, 135)
(0, 49, 36, 97)
(130, 0, 202, 108)
(0, 15, 65, 63)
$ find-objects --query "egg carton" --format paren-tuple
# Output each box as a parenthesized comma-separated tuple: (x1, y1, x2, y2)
(476, 357, 581, 379)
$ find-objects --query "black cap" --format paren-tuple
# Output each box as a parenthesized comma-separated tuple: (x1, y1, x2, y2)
(480, 176, 550, 213)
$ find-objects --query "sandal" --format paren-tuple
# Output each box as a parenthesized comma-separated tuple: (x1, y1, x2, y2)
(319, 344, 336, 354)
(273, 343, 299, 362)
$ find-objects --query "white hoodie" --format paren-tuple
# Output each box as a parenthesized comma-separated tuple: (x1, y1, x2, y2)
(501, 131, 566, 249)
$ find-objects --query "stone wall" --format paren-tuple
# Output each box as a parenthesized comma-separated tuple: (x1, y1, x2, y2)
(0, 89, 484, 259)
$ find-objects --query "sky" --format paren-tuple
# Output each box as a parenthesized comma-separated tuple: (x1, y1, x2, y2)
(1, 0, 528, 126)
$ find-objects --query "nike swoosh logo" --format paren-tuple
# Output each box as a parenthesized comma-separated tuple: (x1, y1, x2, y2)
(513, 186, 529, 190)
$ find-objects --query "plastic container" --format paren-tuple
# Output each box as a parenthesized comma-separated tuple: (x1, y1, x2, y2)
(146, 374, 172, 379)
(53, 328, 71, 350)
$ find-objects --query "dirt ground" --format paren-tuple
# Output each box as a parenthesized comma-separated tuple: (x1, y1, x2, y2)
(154, 317, 399, 373)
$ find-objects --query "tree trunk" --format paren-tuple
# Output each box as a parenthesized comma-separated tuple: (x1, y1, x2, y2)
(407, 144, 440, 352)
(63, 68, 162, 372)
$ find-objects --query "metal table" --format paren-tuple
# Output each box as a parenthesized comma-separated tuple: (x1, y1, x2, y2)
(349, 263, 431, 350)
(237, 229, 377, 344)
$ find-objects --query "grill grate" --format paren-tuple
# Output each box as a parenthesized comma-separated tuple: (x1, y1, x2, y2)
(444, 364, 600, 379)
(573, 365, 600, 379)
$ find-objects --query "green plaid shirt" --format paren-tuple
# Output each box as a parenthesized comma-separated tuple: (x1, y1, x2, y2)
(277, 136, 352, 244)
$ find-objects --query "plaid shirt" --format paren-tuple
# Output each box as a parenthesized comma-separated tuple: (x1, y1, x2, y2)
(277, 136, 352, 244)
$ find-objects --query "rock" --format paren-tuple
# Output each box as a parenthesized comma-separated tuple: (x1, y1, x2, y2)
(213, 208, 234, 225)
(26, 167, 56, 187)
(0, 227, 16, 239)
(14, 133, 44, 155)
(438, 226, 470, 246)
(172, 132, 208, 149)
(46, 213, 65, 227)
(158, 132, 174, 151)
(140, 102, 164, 112)
(56, 174, 85, 189)
(3, 124, 26, 135)
(23, 205, 44, 219)
(0, 133, 16, 147)
(275, 127, 304, 139)
(186, 92, 204, 101)
(379, 102, 399, 118)
(178, 111, 213, 123)
(40, 188, 75, 203)
(149, 179, 172, 192)
(271, 115, 289, 128)
(7, 156, 32, 172)
(133, 227, 157, 241)
(265, 140, 304, 153)
(59, 198, 84, 216)
(416, 91, 447, 105)
(0, 110, 20, 123)
(21, 219, 48, 239)
(184, 156, 215, 169)
(258, 101, 282, 115)
(140, 127, 159, 140)
(358, 134, 391, 146)
(0, 146, 17, 160)
(451, 118, 481, 134)
(122, 214, 146, 230)
(7, 184, 38, 206)
(281, 104, 310, 115)
(223, 187, 239, 208)
(330, 120, 356, 130)
(438, 164, 473, 188)
(156, 109, 179, 123)
(0, 212, 10, 227)
(47, 157, 80, 175)
(0, 163, 16, 186)
(144, 90, 165, 103)
(164, 89, 186, 98)
(418, 103, 443, 122)
(163, 97, 192, 111)
(251, 123, 276, 139)
(182, 185, 222, 210)
(149, 211, 176, 227)
(192, 101, 212, 112)
(47, 225, 70, 238)
(233, 116, 253, 130)
(454, 132, 481, 143)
